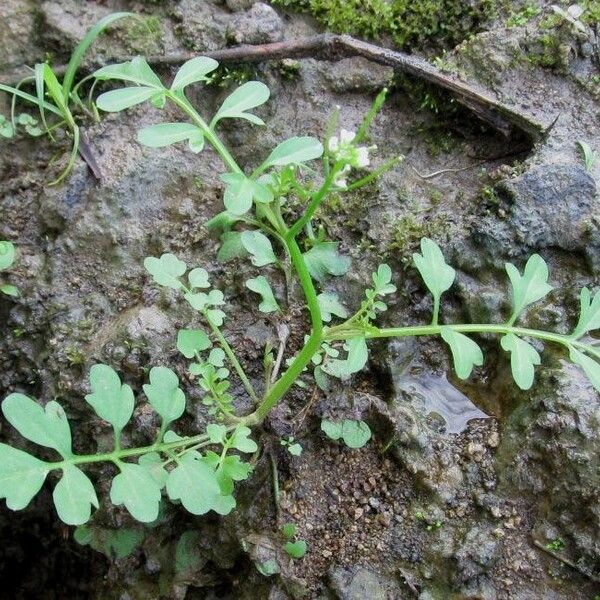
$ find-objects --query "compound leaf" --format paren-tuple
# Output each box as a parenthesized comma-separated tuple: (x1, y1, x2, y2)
(317, 292, 348, 322)
(144, 253, 187, 289)
(413, 238, 455, 306)
(241, 231, 277, 267)
(230, 426, 258, 453)
(85, 364, 134, 436)
(569, 347, 600, 393)
(260, 136, 323, 170)
(500, 333, 541, 390)
(505, 254, 552, 323)
(303, 241, 350, 283)
(110, 462, 162, 523)
(372, 264, 396, 295)
(2, 394, 72, 458)
(212, 81, 269, 126)
(440, 327, 484, 380)
(0, 444, 49, 510)
(177, 329, 211, 359)
(143, 366, 186, 428)
(166, 453, 221, 515)
(171, 56, 218, 92)
(322, 336, 368, 380)
(246, 276, 279, 313)
(572, 287, 600, 339)
(53, 464, 99, 525)
(138, 452, 168, 488)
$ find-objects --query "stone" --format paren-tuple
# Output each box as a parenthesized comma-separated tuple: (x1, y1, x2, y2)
(227, 3, 283, 45)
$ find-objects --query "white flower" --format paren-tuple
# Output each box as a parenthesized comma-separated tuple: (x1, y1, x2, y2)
(328, 136, 339, 152)
(356, 146, 370, 168)
(333, 164, 351, 189)
(339, 129, 356, 144)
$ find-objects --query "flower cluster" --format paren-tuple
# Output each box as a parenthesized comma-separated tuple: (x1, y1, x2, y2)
(328, 129, 373, 189)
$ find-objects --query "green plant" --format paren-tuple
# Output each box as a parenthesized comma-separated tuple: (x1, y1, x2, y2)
(0, 240, 18, 297)
(506, 4, 541, 27)
(281, 436, 303, 456)
(1, 55, 599, 528)
(321, 419, 372, 448)
(577, 140, 597, 171)
(545, 537, 565, 551)
(282, 522, 307, 558)
(0, 12, 133, 184)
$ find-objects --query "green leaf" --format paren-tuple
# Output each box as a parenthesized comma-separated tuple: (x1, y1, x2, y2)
(372, 264, 396, 295)
(413, 238, 455, 306)
(85, 364, 134, 436)
(317, 292, 348, 322)
(208, 348, 225, 367)
(221, 173, 272, 215)
(500, 333, 541, 390)
(303, 241, 350, 282)
(572, 287, 600, 339)
(212, 81, 270, 126)
(282, 522, 296, 539)
(144, 253, 187, 289)
(440, 327, 484, 380)
(260, 136, 323, 170)
(2, 394, 72, 458)
(74, 525, 144, 560)
(0, 284, 19, 297)
(284, 540, 307, 558)
(177, 329, 211, 359)
(341, 420, 371, 448)
(171, 56, 219, 92)
(137, 123, 202, 151)
(138, 452, 168, 488)
(175, 531, 205, 575)
(246, 276, 279, 313)
(217, 232, 248, 262)
(94, 57, 163, 88)
(322, 336, 368, 380)
(321, 419, 371, 448)
(188, 267, 210, 289)
(505, 254, 552, 323)
(569, 347, 600, 393)
(166, 453, 221, 515)
(143, 367, 186, 428)
(110, 463, 162, 523)
(0, 444, 49, 510)
(207, 423, 227, 444)
(0, 241, 15, 271)
(241, 231, 277, 267)
(230, 426, 258, 453)
(185, 292, 209, 311)
(53, 464, 98, 525)
(96, 86, 160, 112)
(288, 443, 303, 456)
(321, 419, 343, 440)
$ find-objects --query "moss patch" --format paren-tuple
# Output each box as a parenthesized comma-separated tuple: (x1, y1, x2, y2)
(271, 0, 499, 50)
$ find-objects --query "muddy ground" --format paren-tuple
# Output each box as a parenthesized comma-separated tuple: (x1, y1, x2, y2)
(0, 0, 599, 598)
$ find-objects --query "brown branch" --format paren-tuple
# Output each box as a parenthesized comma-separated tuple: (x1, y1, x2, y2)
(532, 539, 600, 583)
(1, 34, 547, 140)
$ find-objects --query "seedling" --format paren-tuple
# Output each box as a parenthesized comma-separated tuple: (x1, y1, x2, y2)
(0, 55, 599, 530)
(280, 436, 303, 456)
(0, 12, 134, 184)
(545, 538, 565, 551)
(282, 522, 307, 559)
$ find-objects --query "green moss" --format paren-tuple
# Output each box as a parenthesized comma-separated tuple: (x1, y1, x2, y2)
(387, 211, 449, 266)
(206, 64, 254, 88)
(506, 4, 541, 27)
(271, 0, 499, 50)
(121, 16, 163, 54)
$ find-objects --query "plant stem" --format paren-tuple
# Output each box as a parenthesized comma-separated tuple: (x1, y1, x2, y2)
(248, 237, 323, 423)
(204, 310, 260, 404)
(324, 322, 593, 355)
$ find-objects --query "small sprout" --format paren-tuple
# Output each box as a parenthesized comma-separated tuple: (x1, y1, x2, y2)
(282, 522, 307, 559)
(577, 141, 597, 171)
(281, 437, 303, 456)
(545, 538, 565, 552)
(321, 419, 372, 449)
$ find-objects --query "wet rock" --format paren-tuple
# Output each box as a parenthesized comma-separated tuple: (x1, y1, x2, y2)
(328, 566, 405, 600)
(454, 526, 501, 582)
(227, 3, 284, 45)
(321, 57, 395, 93)
(474, 163, 598, 259)
(498, 360, 600, 570)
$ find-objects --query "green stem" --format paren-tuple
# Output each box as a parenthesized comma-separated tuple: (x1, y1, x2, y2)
(324, 322, 591, 355)
(248, 238, 323, 423)
(204, 310, 260, 405)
